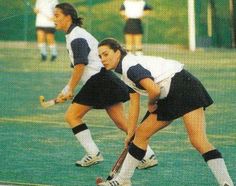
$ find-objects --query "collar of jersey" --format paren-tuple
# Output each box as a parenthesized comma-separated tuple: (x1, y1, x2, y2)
(66, 24, 77, 34)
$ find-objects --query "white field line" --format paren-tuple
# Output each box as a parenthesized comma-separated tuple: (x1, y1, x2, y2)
(0, 180, 52, 186)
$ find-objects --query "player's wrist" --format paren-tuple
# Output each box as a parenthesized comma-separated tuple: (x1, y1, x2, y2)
(61, 85, 71, 95)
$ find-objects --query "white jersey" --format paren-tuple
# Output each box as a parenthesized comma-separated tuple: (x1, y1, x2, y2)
(35, 0, 58, 27)
(123, 0, 146, 18)
(119, 54, 184, 98)
(65, 25, 103, 84)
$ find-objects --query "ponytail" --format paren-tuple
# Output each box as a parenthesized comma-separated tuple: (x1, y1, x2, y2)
(73, 17, 83, 27)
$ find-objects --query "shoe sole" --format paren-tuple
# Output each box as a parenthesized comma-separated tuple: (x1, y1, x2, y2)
(75, 159, 104, 167)
(136, 162, 158, 170)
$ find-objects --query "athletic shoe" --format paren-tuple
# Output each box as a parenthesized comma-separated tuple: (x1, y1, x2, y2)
(97, 179, 131, 186)
(50, 55, 57, 62)
(137, 154, 158, 169)
(41, 54, 47, 62)
(75, 152, 103, 167)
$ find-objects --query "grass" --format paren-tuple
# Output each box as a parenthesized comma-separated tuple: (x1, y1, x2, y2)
(0, 42, 235, 186)
(0, 0, 187, 44)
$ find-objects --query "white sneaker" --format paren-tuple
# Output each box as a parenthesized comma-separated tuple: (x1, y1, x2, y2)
(75, 152, 103, 167)
(98, 179, 131, 186)
(137, 154, 158, 169)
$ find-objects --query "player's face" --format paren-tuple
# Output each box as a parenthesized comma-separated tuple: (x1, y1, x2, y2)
(98, 46, 121, 70)
(54, 8, 70, 32)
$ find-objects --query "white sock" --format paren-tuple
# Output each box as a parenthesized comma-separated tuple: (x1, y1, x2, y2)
(117, 153, 140, 182)
(143, 145, 155, 160)
(38, 43, 47, 56)
(75, 129, 99, 155)
(207, 158, 234, 186)
(49, 45, 57, 56)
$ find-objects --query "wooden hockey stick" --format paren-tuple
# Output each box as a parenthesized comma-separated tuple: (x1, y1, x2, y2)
(96, 147, 128, 185)
(39, 96, 58, 108)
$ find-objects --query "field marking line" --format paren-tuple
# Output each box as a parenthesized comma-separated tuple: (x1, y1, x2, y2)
(1, 118, 235, 139)
(0, 117, 116, 129)
(0, 180, 52, 186)
(0, 117, 64, 125)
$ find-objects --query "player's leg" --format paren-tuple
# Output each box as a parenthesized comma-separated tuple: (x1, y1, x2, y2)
(124, 34, 134, 54)
(36, 29, 47, 61)
(99, 114, 171, 185)
(105, 102, 127, 132)
(106, 104, 158, 169)
(133, 34, 143, 55)
(183, 107, 234, 186)
(46, 32, 57, 61)
(65, 103, 103, 167)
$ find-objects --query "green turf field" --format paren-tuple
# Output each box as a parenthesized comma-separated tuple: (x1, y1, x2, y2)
(0, 42, 235, 186)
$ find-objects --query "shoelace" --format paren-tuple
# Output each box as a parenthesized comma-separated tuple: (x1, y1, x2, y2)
(109, 180, 120, 186)
(81, 155, 92, 163)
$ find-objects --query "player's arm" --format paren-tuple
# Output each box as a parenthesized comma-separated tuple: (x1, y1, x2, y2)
(67, 64, 85, 95)
(139, 78, 160, 113)
(119, 4, 127, 20)
(127, 64, 160, 113)
(143, 3, 153, 16)
(57, 38, 90, 102)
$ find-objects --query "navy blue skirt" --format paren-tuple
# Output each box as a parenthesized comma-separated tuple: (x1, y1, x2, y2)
(154, 69, 213, 121)
(124, 19, 143, 34)
(36, 27, 56, 34)
(73, 68, 130, 109)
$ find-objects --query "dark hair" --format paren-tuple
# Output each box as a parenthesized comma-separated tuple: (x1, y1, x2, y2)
(55, 3, 83, 27)
(98, 38, 127, 56)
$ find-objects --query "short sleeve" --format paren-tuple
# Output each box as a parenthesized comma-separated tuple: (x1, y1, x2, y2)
(120, 4, 125, 11)
(144, 4, 152, 10)
(71, 38, 91, 66)
(127, 64, 154, 88)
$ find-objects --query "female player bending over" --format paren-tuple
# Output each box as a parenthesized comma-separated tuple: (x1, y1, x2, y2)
(53, 3, 157, 169)
(97, 38, 234, 186)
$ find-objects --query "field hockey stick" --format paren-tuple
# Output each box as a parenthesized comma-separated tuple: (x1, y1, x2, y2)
(39, 95, 58, 108)
(96, 136, 135, 185)
(96, 147, 128, 185)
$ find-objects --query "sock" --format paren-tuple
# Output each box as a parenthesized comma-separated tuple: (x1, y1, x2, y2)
(72, 123, 99, 155)
(49, 45, 57, 56)
(202, 149, 234, 186)
(117, 143, 146, 182)
(38, 43, 47, 56)
(143, 145, 155, 160)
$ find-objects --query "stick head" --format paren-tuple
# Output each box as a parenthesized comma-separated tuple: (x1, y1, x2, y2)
(39, 96, 45, 104)
(39, 96, 56, 108)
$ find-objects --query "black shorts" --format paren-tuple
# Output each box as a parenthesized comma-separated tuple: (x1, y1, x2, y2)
(124, 19, 143, 34)
(153, 69, 213, 121)
(72, 68, 130, 109)
(36, 27, 56, 34)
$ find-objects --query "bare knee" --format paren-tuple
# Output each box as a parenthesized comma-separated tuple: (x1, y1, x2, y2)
(65, 110, 82, 127)
(189, 136, 214, 153)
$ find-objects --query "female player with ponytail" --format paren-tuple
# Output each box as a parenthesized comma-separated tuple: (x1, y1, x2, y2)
(53, 3, 157, 169)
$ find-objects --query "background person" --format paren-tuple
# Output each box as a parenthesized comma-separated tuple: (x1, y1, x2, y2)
(97, 38, 234, 186)
(34, 0, 58, 61)
(53, 3, 157, 168)
(120, 0, 152, 55)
